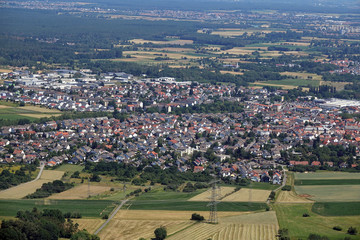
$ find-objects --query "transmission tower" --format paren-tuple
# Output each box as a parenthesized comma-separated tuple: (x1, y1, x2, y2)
(207, 176, 220, 224)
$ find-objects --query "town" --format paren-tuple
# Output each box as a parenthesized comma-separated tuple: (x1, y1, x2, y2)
(1, 68, 360, 186)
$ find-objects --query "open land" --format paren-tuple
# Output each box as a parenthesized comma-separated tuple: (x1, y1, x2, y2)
(73, 219, 106, 234)
(0, 102, 62, 120)
(294, 185, 360, 202)
(48, 184, 112, 199)
(274, 204, 360, 240)
(0, 170, 64, 199)
(221, 188, 271, 202)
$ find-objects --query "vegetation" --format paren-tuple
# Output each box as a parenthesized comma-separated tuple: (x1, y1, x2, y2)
(190, 213, 205, 221)
(0, 165, 35, 190)
(0, 208, 80, 240)
(312, 202, 360, 216)
(154, 226, 167, 240)
(25, 180, 74, 199)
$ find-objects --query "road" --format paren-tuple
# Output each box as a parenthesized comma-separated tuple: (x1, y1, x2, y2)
(0, 161, 45, 196)
(274, 165, 287, 192)
(94, 199, 128, 235)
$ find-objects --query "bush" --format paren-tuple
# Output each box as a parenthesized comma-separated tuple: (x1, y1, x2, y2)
(307, 233, 329, 240)
(268, 191, 276, 200)
(347, 227, 357, 235)
(191, 213, 205, 221)
(333, 226, 342, 231)
(281, 185, 291, 191)
(102, 214, 109, 219)
(303, 213, 310, 217)
(154, 226, 167, 240)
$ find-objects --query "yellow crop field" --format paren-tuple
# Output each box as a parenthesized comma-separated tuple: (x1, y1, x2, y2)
(21, 106, 61, 113)
(168, 211, 278, 240)
(74, 219, 105, 234)
(276, 190, 314, 203)
(0, 68, 12, 73)
(48, 185, 111, 199)
(218, 48, 255, 55)
(18, 113, 61, 119)
(0, 170, 64, 199)
(221, 188, 271, 202)
(220, 70, 244, 75)
(189, 187, 235, 201)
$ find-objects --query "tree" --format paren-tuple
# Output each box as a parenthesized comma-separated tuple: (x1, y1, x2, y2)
(347, 227, 357, 235)
(154, 226, 167, 240)
(70, 230, 99, 240)
(191, 213, 204, 221)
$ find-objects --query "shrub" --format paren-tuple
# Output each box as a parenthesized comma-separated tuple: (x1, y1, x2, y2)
(191, 213, 205, 221)
(333, 226, 342, 231)
(154, 226, 167, 240)
(302, 213, 310, 217)
(281, 185, 291, 191)
(347, 227, 357, 235)
(102, 214, 109, 219)
(307, 233, 329, 240)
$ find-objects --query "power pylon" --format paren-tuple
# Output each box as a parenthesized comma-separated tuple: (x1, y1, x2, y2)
(207, 176, 220, 224)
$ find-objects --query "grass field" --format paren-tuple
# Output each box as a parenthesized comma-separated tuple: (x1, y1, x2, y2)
(130, 39, 193, 45)
(0, 170, 64, 199)
(127, 200, 267, 212)
(48, 184, 112, 200)
(254, 78, 320, 88)
(54, 164, 85, 174)
(294, 185, 360, 202)
(221, 188, 271, 202)
(274, 204, 360, 240)
(294, 179, 360, 185)
(0, 199, 116, 218)
(312, 202, 360, 216)
(0, 102, 61, 120)
(280, 71, 322, 81)
(294, 172, 360, 180)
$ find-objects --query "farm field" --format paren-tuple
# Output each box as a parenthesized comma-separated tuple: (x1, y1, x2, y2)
(0, 102, 62, 120)
(276, 190, 314, 203)
(130, 39, 193, 45)
(0, 199, 116, 218)
(188, 186, 235, 201)
(279, 71, 322, 81)
(274, 204, 360, 240)
(48, 184, 112, 199)
(168, 211, 278, 240)
(221, 188, 271, 202)
(294, 172, 360, 180)
(73, 219, 105, 234)
(98, 209, 278, 240)
(128, 199, 267, 212)
(312, 202, 360, 216)
(294, 179, 360, 185)
(254, 78, 320, 88)
(294, 185, 360, 202)
(0, 170, 64, 199)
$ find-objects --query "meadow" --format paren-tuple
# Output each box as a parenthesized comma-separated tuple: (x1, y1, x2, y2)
(294, 179, 360, 185)
(274, 204, 360, 240)
(312, 202, 360, 216)
(294, 172, 360, 180)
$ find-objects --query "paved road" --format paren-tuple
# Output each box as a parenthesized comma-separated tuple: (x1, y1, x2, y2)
(274, 166, 287, 192)
(94, 199, 128, 235)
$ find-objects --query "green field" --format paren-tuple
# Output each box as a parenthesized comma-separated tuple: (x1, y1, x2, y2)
(274, 204, 360, 240)
(0, 199, 116, 218)
(312, 202, 360, 216)
(53, 164, 85, 174)
(294, 185, 360, 202)
(294, 172, 360, 180)
(294, 179, 360, 185)
(135, 188, 206, 201)
(128, 200, 267, 212)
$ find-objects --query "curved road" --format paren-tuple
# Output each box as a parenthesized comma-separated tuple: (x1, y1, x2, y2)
(0, 161, 45, 196)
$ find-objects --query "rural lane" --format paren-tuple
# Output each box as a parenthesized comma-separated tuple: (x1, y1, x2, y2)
(94, 199, 129, 235)
(0, 161, 45, 196)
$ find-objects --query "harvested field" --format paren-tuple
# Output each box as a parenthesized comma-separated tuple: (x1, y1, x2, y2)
(73, 219, 105, 234)
(18, 113, 61, 118)
(221, 188, 271, 202)
(0, 170, 64, 199)
(168, 211, 278, 240)
(48, 185, 111, 199)
(276, 190, 314, 203)
(188, 187, 235, 201)
(0, 68, 12, 73)
(280, 71, 322, 80)
(294, 185, 360, 202)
